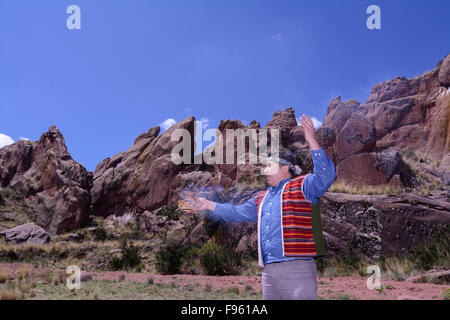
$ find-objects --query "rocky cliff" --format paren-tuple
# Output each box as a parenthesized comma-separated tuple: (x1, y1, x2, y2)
(1, 55, 449, 259)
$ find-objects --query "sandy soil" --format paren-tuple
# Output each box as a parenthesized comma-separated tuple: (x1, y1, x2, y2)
(0, 262, 447, 300)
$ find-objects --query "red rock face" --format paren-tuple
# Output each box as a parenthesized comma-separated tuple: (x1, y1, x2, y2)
(90, 116, 195, 217)
(336, 153, 389, 186)
(324, 54, 450, 186)
(0, 126, 92, 234)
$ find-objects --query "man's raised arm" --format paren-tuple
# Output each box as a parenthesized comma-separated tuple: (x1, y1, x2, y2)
(298, 114, 337, 203)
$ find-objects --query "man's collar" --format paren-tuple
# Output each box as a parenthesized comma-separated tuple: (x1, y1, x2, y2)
(269, 177, 291, 192)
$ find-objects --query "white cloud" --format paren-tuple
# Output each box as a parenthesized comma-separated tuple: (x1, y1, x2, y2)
(0, 133, 14, 149)
(311, 117, 323, 129)
(271, 33, 281, 41)
(159, 118, 177, 131)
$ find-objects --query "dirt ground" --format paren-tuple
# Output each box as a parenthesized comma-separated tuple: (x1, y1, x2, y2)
(0, 262, 447, 300)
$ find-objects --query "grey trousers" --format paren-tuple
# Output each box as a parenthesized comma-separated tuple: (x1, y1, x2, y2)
(262, 259, 318, 300)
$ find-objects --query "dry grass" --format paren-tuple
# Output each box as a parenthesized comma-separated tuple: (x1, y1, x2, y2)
(0, 269, 7, 283)
(328, 180, 404, 195)
(402, 156, 445, 195)
(1, 289, 17, 300)
(17, 267, 30, 281)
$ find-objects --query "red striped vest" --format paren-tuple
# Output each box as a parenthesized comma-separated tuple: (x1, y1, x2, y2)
(253, 174, 326, 267)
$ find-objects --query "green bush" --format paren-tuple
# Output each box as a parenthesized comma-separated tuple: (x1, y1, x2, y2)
(94, 227, 109, 241)
(108, 238, 141, 270)
(198, 241, 241, 276)
(155, 239, 186, 274)
(156, 204, 183, 221)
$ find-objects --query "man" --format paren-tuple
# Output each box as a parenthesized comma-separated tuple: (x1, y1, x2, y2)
(192, 114, 336, 300)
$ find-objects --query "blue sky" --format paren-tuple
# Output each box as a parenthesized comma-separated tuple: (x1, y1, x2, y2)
(0, 0, 449, 172)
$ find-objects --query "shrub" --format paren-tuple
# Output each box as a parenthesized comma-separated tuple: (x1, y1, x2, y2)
(198, 241, 241, 276)
(108, 238, 141, 270)
(94, 227, 109, 241)
(156, 204, 183, 221)
(135, 264, 143, 273)
(155, 239, 186, 275)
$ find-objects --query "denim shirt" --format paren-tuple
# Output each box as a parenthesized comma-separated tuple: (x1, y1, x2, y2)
(208, 146, 336, 266)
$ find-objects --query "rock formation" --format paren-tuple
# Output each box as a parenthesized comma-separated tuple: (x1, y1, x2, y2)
(0, 126, 92, 234)
(0, 54, 449, 260)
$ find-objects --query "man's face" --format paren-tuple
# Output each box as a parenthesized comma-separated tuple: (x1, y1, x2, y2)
(263, 160, 289, 187)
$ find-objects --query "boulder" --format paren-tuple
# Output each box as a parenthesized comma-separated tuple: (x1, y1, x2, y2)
(323, 98, 362, 134)
(334, 114, 376, 162)
(0, 222, 51, 244)
(141, 210, 167, 233)
(336, 153, 389, 186)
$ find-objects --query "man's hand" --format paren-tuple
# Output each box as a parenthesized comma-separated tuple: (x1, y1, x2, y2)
(192, 197, 216, 212)
(299, 114, 320, 150)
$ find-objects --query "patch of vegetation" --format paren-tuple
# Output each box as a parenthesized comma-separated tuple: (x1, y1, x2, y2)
(156, 204, 183, 221)
(155, 239, 194, 275)
(319, 244, 363, 277)
(203, 216, 222, 238)
(328, 180, 404, 195)
(198, 241, 241, 276)
(441, 288, 450, 300)
(108, 238, 141, 271)
(236, 176, 267, 192)
(93, 227, 109, 241)
(408, 225, 450, 271)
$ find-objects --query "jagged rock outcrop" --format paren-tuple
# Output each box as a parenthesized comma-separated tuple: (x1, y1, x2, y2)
(91, 116, 195, 217)
(320, 55, 450, 187)
(0, 126, 92, 234)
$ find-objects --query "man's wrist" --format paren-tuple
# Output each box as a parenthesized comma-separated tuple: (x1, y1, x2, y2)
(308, 140, 321, 150)
(208, 201, 216, 212)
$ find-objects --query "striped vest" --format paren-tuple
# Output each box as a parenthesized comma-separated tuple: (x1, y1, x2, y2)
(253, 174, 326, 267)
